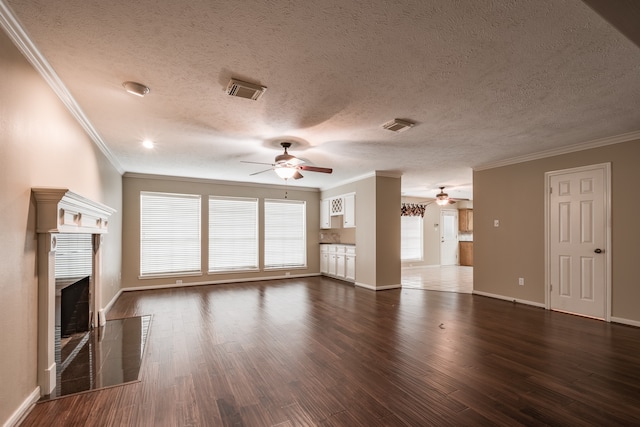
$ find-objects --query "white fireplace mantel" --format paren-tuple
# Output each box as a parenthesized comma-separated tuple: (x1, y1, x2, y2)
(32, 187, 116, 234)
(32, 187, 116, 396)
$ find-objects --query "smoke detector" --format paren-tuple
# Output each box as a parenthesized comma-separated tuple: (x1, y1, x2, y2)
(226, 78, 267, 100)
(382, 119, 415, 133)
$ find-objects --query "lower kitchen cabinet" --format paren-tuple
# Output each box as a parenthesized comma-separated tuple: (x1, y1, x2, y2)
(320, 244, 356, 283)
(459, 241, 473, 266)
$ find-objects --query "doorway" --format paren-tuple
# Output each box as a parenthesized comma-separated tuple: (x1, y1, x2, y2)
(440, 209, 458, 265)
(546, 163, 611, 320)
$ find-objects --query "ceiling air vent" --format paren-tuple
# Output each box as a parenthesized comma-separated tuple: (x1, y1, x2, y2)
(226, 78, 267, 100)
(382, 119, 415, 133)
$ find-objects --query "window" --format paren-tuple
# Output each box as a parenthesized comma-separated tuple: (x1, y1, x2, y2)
(401, 216, 423, 261)
(208, 196, 259, 273)
(140, 191, 201, 277)
(55, 233, 92, 279)
(264, 199, 306, 269)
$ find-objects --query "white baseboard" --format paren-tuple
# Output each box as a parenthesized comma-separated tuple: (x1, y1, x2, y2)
(103, 289, 122, 315)
(610, 316, 640, 328)
(122, 273, 321, 292)
(355, 282, 402, 291)
(3, 387, 40, 427)
(472, 290, 546, 308)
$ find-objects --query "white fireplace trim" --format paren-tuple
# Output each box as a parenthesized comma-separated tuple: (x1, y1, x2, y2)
(32, 188, 116, 396)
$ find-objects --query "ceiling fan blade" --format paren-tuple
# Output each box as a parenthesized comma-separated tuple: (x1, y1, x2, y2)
(298, 165, 333, 174)
(241, 161, 275, 166)
(249, 168, 274, 176)
(293, 171, 304, 180)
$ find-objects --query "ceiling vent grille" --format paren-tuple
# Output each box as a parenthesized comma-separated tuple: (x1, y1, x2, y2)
(226, 78, 267, 100)
(382, 119, 415, 133)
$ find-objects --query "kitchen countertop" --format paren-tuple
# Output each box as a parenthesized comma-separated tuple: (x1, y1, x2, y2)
(319, 242, 356, 245)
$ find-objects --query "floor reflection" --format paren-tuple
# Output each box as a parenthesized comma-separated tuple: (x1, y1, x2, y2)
(43, 315, 151, 400)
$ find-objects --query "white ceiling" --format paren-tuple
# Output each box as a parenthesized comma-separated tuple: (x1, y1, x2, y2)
(4, 0, 640, 199)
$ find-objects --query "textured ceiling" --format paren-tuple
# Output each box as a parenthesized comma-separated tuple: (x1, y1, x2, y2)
(4, 0, 640, 199)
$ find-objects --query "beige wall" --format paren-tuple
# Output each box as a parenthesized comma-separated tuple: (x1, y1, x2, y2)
(375, 176, 401, 286)
(474, 140, 640, 322)
(122, 174, 320, 287)
(0, 30, 122, 424)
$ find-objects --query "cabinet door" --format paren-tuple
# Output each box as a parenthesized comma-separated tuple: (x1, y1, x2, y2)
(330, 197, 344, 216)
(320, 199, 331, 229)
(345, 255, 356, 281)
(459, 242, 473, 266)
(458, 209, 473, 232)
(320, 251, 329, 273)
(328, 254, 337, 275)
(336, 254, 346, 278)
(458, 209, 468, 232)
(343, 193, 356, 228)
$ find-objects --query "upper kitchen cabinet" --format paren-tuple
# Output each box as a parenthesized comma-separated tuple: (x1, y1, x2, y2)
(320, 199, 331, 229)
(459, 208, 473, 232)
(343, 193, 355, 228)
(321, 193, 356, 229)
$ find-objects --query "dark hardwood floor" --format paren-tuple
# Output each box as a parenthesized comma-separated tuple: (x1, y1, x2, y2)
(21, 277, 640, 426)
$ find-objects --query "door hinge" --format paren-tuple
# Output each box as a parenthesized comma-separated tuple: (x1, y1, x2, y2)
(550, 284, 553, 292)
(549, 187, 553, 194)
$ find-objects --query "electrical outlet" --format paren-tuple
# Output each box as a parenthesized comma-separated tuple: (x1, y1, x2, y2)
(518, 277, 524, 286)
(176, 279, 182, 284)
(285, 272, 291, 276)
(494, 219, 500, 227)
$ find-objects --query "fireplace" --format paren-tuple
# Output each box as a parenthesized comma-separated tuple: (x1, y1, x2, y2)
(57, 275, 90, 337)
(33, 188, 116, 396)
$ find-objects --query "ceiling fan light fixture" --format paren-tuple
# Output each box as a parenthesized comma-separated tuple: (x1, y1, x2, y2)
(436, 196, 450, 206)
(122, 81, 150, 97)
(435, 186, 451, 205)
(274, 166, 296, 180)
(382, 119, 415, 133)
(226, 78, 267, 100)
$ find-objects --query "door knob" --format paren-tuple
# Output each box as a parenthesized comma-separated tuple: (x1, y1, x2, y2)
(594, 248, 603, 254)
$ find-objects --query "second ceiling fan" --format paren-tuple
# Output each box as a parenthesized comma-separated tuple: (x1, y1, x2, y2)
(435, 186, 467, 205)
(242, 142, 333, 180)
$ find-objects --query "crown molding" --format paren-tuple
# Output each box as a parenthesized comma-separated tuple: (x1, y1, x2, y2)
(474, 130, 640, 171)
(123, 172, 320, 192)
(320, 170, 403, 191)
(0, 1, 125, 174)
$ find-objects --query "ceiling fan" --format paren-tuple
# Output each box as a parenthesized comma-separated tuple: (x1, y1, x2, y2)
(435, 186, 462, 205)
(242, 142, 333, 180)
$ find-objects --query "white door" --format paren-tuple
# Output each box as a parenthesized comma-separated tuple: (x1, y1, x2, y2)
(548, 164, 609, 319)
(440, 209, 458, 265)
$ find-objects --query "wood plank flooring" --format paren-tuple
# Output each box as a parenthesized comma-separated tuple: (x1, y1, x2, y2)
(21, 277, 640, 426)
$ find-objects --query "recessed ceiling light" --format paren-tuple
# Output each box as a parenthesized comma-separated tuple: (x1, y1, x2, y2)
(123, 81, 150, 97)
(142, 139, 154, 149)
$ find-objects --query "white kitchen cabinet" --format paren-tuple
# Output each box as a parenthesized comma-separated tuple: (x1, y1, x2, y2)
(336, 250, 346, 278)
(343, 193, 356, 228)
(345, 247, 356, 281)
(320, 246, 330, 273)
(320, 199, 331, 229)
(320, 244, 356, 283)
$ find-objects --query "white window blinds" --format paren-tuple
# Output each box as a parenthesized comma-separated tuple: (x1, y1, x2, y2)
(264, 199, 306, 269)
(401, 216, 423, 261)
(55, 233, 92, 279)
(208, 196, 259, 273)
(140, 191, 201, 276)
